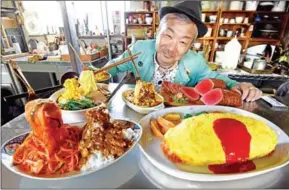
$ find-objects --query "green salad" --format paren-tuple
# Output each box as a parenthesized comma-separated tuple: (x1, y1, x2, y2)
(58, 97, 98, 111)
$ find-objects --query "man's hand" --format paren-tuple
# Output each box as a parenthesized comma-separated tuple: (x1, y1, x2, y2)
(231, 82, 262, 102)
(276, 81, 289, 97)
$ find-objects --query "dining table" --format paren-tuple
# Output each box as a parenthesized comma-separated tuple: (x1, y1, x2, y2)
(1, 83, 289, 189)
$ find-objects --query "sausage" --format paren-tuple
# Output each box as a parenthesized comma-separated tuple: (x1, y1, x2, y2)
(219, 90, 242, 107)
(210, 78, 226, 89)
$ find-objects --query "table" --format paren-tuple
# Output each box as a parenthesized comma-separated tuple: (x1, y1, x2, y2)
(1, 84, 289, 189)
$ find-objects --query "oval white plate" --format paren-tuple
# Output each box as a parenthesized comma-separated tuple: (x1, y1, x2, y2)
(138, 105, 289, 182)
(1, 119, 142, 180)
(50, 88, 107, 123)
(122, 89, 165, 115)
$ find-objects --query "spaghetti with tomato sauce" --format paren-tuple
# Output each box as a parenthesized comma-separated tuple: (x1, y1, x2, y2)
(12, 99, 82, 175)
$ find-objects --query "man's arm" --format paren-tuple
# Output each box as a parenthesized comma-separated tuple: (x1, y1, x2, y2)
(106, 44, 135, 77)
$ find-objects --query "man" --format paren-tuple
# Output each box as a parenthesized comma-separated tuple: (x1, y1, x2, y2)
(107, 1, 262, 102)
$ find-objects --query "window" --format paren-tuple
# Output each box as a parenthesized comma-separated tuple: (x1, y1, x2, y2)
(22, 1, 63, 35)
(70, 1, 105, 35)
(71, 1, 129, 36)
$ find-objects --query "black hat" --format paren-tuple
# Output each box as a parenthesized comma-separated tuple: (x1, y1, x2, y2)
(159, 1, 208, 38)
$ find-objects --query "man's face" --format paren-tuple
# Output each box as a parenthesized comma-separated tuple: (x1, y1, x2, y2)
(156, 15, 197, 65)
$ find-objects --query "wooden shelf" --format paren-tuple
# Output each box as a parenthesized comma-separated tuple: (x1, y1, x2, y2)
(220, 23, 250, 26)
(125, 11, 153, 14)
(217, 37, 247, 40)
(124, 2, 288, 62)
(222, 10, 255, 13)
(202, 10, 218, 13)
(126, 24, 152, 27)
(199, 37, 215, 40)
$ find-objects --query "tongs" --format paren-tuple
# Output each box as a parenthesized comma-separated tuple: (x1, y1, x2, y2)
(8, 60, 39, 102)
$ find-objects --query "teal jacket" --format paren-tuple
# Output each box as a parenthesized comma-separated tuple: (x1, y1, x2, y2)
(108, 40, 238, 89)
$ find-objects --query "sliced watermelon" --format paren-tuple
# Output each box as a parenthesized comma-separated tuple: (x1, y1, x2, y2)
(181, 87, 200, 100)
(195, 79, 215, 95)
(201, 88, 223, 105)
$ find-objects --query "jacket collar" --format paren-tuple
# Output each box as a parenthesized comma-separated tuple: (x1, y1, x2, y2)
(174, 53, 191, 85)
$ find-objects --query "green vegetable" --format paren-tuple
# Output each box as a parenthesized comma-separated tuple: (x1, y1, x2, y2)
(184, 114, 193, 119)
(173, 96, 189, 104)
(58, 97, 97, 110)
(184, 111, 208, 119)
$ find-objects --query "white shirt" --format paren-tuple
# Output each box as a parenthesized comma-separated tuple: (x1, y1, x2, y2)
(152, 54, 179, 92)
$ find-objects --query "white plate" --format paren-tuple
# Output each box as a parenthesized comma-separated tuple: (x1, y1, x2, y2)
(139, 151, 283, 188)
(122, 89, 165, 115)
(138, 106, 289, 182)
(49, 88, 104, 123)
(1, 119, 142, 180)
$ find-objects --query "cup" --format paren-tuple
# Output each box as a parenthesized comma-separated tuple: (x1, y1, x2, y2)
(138, 18, 143, 24)
(220, 18, 224, 23)
(224, 18, 229, 24)
(229, 18, 235, 24)
(209, 15, 217, 23)
(235, 17, 244, 23)
(227, 30, 233, 37)
(205, 28, 212, 37)
(219, 29, 225, 37)
(202, 13, 206, 22)
(243, 17, 249, 24)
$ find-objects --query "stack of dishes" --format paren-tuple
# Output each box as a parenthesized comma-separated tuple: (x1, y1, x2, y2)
(138, 106, 289, 188)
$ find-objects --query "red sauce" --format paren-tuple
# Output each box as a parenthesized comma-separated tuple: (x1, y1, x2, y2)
(208, 118, 256, 174)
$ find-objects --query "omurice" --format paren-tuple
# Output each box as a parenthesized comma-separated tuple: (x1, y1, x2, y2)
(161, 112, 278, 173)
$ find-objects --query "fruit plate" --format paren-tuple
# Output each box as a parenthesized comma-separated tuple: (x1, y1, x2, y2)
(138, 106, 289, 182)
(122, 89, 165, 114)
(1, 119, 142, 180)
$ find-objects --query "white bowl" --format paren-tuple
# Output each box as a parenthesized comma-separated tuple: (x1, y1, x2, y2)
(236, 17, 244, 23)
(138, 106, 289, 182)
(49, 88, 103, 123)
(122, 89, 165, 115)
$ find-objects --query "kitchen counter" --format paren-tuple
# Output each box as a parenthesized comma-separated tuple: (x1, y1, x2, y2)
(1, 83, 289, 189)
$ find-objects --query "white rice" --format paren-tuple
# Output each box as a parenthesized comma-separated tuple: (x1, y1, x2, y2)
(81, 128, 138, 171)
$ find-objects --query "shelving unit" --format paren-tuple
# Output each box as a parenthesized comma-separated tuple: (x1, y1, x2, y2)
(123, 1, 289, 62)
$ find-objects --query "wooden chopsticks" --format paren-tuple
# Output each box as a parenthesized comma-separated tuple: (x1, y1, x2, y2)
(94, 52, 141, 74)
(68, 43, 141, 75)
(127, 48, 141, 81)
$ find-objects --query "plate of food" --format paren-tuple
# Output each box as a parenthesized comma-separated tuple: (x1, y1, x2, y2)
(160, 79, 242, 107)
(1, 99, 142, 180)
(122, 80, 164, 114)
(50, 70, 111, 123)
(139, 106, 289, 181)
(94, 70, 112, 84)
